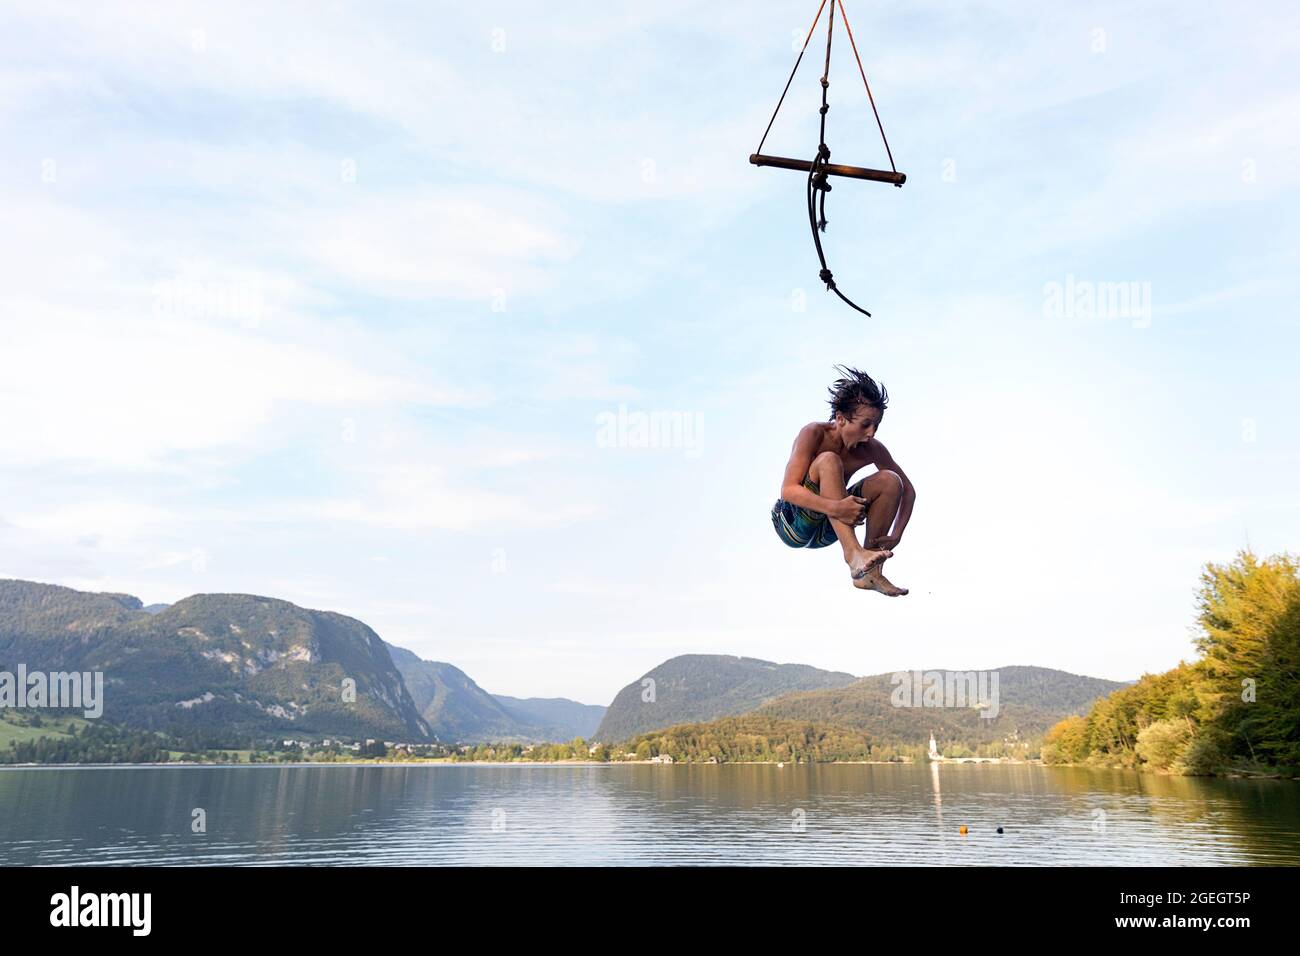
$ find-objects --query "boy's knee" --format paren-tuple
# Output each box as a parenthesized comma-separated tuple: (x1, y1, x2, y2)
(873, 469, 904, 492)
(811, 451, 843, 477)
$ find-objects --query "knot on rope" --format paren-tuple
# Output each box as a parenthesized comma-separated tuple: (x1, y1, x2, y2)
(819, 268, 835, 288)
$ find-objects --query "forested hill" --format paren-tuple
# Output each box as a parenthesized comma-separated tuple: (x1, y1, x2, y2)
(754, 666, 1129, 747)
(611, 666, 1129, 763)
(594, 654, 858, 742)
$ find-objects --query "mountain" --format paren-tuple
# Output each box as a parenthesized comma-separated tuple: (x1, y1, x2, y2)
(386, 644, 604, 743)
(749, 666, 1130, 747)
(492, 695, 605, 741)
(386, 644, 520, 742)
(0, 580, 429, 741)
(594, 654, 858, 742)
(596, 657, 1129, 749)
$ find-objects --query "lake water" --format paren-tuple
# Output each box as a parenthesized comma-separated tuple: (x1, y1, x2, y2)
(1, 763, 1297, 866)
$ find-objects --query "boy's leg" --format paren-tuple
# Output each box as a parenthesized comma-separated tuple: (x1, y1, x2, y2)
(856, 469, 909, 596)
(807, 452, 892, 581)
(858, 469, 903, 547)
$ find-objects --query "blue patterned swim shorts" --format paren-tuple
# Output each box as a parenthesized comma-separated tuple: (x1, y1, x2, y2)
(770, 474, 870, 548)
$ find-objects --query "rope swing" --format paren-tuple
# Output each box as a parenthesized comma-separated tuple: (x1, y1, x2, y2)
(750, 0, 905, 317)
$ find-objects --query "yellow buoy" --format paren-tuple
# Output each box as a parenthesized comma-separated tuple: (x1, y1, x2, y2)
(959, 825, 968, 835)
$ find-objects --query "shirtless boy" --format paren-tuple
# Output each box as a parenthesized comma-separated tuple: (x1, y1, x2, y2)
(770, 366, 915, 595)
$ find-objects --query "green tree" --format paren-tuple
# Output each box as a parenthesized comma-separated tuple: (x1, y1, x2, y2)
(1195, 551, 1300, 766)
(1135, 718, 1193, 771)
(1046, 550, 1300, 775)
(1042, 715, 1089, 764)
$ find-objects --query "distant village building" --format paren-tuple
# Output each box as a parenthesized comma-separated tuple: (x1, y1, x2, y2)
(650, 754, 674, 764)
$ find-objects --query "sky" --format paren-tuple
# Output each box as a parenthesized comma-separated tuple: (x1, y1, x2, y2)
(1, 1, 1297, 706)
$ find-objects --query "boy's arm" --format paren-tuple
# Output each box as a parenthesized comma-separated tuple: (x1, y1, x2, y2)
(780, 425, 865, 524)
(867, 439, 917, 547)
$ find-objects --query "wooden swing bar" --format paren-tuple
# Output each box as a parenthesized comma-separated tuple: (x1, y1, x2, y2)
(748, 153, 905, 186)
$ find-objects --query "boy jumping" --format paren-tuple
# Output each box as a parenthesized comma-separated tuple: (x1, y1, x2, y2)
(770, 366, 915, 595)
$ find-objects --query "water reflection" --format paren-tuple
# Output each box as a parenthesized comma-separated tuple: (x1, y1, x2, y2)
(0, 763, 1295, 866)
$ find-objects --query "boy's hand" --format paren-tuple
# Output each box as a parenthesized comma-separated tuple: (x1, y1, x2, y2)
(830, 496, 869, 526)
(868, 533, 901, 551)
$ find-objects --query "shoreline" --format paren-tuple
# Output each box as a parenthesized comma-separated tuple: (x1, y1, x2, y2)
(0, 757, 1000, 770)
(0, 757, 1055, 771)
(2, 758, 1293, 779)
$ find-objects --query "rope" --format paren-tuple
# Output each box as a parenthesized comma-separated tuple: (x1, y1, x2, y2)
(754, 0, 829, 156)
(836, 0, 896, 174)
(806, 0, 873, 317)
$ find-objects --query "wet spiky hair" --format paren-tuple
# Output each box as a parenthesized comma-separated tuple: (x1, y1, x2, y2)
(827, 365, 888, 421)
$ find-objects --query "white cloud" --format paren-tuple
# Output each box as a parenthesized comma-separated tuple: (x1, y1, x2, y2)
(299, 190, 574, 300)
(0, 305, 449, 469)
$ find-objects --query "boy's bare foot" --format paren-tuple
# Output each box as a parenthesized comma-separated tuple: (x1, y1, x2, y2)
(854, 568, 909, 596)
(847, 549, 893, 580)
